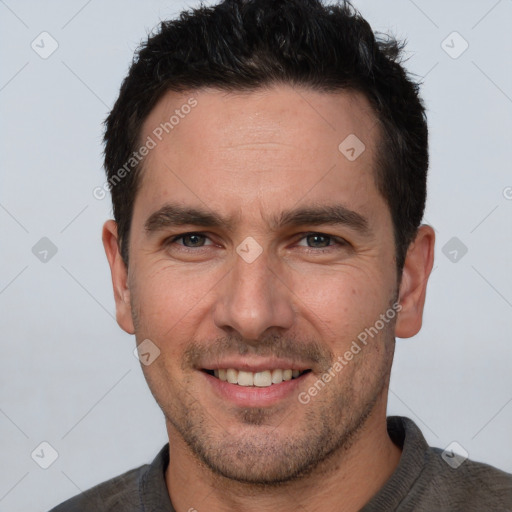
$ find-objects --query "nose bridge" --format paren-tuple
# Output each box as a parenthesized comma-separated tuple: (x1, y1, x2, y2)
(213, 248, 294, 339)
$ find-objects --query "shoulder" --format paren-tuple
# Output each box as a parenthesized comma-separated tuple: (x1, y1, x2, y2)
(383, 417, 512, 511)
(50, 464, 149, 512)
(48, 464, 145, 512)
(48, 444, 171, 512)
(425, 446, 512, 510)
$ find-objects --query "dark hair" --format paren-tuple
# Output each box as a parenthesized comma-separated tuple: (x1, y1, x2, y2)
(103, 0, 428, 272)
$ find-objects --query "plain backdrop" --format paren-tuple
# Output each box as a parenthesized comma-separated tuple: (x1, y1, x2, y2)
(1, 1, 511, 511)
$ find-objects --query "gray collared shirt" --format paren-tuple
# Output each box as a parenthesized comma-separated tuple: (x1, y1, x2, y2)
(49, 416, 512, 511)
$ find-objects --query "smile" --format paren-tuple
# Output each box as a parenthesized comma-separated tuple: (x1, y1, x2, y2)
(203, 368, 311, 387)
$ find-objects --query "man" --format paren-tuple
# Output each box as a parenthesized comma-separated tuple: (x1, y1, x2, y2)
(50, 0, 512, 510)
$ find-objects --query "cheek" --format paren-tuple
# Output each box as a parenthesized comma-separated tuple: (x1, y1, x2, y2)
(293, 266, 393, 349)
(129, 260, 220, 342)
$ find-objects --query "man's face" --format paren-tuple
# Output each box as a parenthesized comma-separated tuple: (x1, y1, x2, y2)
(111, 86, 403, 483)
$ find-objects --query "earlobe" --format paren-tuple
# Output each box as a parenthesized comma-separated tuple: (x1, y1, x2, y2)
(395, 225, 435, 339)
(102, 220, 135, 335)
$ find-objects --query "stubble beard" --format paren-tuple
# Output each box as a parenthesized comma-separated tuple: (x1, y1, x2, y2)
(158, 330, 395, 486)
(131, 287, 398, 486)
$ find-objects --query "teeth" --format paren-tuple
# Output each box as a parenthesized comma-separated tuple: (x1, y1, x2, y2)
(226, 368, 238, 384)
(271, 369, 283, 384)
(254, 370, 272, 387)
(212, 368, 305, 387)
(237, 370, 254, 387)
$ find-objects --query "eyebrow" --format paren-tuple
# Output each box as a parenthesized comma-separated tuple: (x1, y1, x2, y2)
(274, 204, 369, 234)
(144, 202, 370, 235)
(145, 204, 235, 232)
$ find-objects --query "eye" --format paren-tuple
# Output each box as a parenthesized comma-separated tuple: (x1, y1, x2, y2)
(169, 232, 213, 248)
(296, 232, 346, 249)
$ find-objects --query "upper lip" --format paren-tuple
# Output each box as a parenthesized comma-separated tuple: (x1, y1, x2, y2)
(199, 357, 312, 373)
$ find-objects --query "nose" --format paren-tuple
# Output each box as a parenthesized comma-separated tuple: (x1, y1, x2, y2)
(212, 248, 295, 341)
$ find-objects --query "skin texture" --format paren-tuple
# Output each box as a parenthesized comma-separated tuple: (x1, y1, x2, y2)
(103, 85, 435, 512)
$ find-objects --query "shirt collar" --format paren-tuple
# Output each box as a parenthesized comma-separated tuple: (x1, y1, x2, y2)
(138, 443, 174, 512)
(138, 416, 428, 511)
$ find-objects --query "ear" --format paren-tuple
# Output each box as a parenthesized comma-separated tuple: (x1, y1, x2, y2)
(395, 224, 435, 338)
(102, 220, 135, 334)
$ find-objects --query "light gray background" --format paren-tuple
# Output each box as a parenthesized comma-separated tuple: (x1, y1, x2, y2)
(1, 1, 511, 510)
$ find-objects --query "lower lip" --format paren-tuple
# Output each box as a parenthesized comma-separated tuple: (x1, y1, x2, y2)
(202, 371, 309, 407)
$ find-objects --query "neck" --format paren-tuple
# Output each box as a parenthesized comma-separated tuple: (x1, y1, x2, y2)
(164, 400, 402, 512)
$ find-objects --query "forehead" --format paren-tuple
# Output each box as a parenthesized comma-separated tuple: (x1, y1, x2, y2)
(141, 85, 378, 159)
(135, 85, 385, 228)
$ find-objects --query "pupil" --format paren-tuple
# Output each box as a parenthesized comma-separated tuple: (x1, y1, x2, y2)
(184, 234, 204, 247)
(308, 234, 329, 248)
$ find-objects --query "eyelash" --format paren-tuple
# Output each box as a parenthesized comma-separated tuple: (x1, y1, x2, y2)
(165, 231, 348, 253)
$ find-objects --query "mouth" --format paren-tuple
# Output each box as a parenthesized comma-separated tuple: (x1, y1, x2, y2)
(202, 368, 312, 387)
